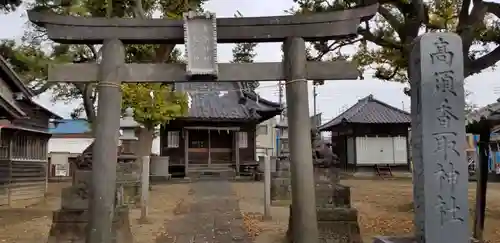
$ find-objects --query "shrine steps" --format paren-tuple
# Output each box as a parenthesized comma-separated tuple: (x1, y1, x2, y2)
(186, 164, 236, 180)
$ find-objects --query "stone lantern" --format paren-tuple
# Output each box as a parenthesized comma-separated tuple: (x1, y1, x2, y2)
(120, 107, 140, 155)
(117, 107, 142, 208)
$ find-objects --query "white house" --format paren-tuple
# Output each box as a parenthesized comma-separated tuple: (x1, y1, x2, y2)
(255, 117, 278, 159)
(48, 119, 161, 178)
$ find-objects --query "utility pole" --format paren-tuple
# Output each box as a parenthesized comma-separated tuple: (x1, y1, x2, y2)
(313, 85, 318, 116)
(279, 80, 284, 120)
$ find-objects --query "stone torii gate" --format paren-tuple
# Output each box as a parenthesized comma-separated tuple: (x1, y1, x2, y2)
(28, 5, 377, 243)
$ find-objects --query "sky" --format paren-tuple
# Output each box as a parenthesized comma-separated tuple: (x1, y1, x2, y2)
(1, 0, 500, 123)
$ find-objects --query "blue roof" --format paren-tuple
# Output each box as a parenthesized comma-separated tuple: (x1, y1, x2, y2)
(49, 119, 91, 134)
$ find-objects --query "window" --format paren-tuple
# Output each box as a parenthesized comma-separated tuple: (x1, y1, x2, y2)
(238, 132, 248, 148)
(281, 140, 289, 151)
(55, 164, 69, 177)
(257, 125, 268, 135)
(167, 131, 180, 148)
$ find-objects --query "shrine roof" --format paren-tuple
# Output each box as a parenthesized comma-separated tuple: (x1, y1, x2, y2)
(0, 56, 28, 118)
(0, 55, 63, 120)
(173, 82, 282, 122)
(0, 55, 34, 98)
(467, 101, 500, 124)
(318, 94, 411, 131)
(466, 100, 500, 132)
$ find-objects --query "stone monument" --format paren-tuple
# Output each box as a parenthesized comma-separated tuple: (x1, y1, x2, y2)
(270, 157, 292, 204)
(46, 111, 142, 243)
(47, 154, 137, 243)
(373, 33, 470, 243)
(287, 166, 361, 243)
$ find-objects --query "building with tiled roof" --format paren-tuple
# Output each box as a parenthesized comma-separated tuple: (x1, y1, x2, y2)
(173, 82, 281, 121)
(161, 82, 282, 177)
(319, 94, 410, 131)
(319, 94, 411, 172)
(0, 54, 61, 206)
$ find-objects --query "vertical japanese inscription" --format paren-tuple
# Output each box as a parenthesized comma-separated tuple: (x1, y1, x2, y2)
(430, 35, 465, 228)
(410, 33, 469, 243)
(183, 11, 218, 79)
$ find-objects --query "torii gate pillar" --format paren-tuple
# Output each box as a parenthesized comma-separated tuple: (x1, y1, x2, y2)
(284, 37, 319, 243)
(87, 38, 124, 243)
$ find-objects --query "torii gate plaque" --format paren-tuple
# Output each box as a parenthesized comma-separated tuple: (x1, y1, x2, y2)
(28, 4, 378, 243)
(184, 11, 218, 79)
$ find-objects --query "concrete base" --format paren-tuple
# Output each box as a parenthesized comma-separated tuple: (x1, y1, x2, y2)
(47, 208, 133, 243)
(287, 206, 362, 243)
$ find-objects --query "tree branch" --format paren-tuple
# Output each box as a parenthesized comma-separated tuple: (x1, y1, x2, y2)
(467, 45, 500, 76)
(358, 27, 403, 50)
(485, 1, 500, 18)
(131, 0, 175, 64)
(153, 44, 175, 63)
(379, 0, 407, 13)
(75, 83, 97, 123)
(457, 0, 471, 31)
(86, 44, 98, 59)
(378, 5, 404, 38)
(375, 65, 400, 80)
(31, 82, 54, 95)
(312, 38, 362, 61)
(461, 0, 488, 49)
(132, 0, 147, 19)
(410, 0, 426, 25)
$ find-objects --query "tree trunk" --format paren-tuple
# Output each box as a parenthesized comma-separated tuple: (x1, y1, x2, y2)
(136, 127, 154, 192)
(136, 127, 154, 158)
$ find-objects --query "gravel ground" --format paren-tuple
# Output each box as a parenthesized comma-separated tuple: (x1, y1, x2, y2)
(130, 182, 193, 243)
(231, 182, 288, 243)
(155, 180, 252, 243)
(3, 179, 499, 243)
(0, 181, 192, 243)
(232, 179, 500, 243)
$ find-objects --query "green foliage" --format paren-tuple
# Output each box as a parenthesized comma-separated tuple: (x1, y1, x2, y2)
(1, 0, 206, 129)
(232, 42, 257, 63)
(121, 83, 188, 129)
(231, 10, 259, 91)
(291, 0, 500, 83)
(0, 40, 73, 97)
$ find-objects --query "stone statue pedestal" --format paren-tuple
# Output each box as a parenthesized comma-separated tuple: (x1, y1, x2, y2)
(287, 168, 362, 243)
(46, 164, 138, 243)
(47, 207, 132, 243)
